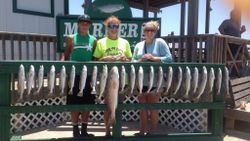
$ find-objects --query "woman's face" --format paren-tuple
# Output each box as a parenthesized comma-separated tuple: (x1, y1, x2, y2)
(143, 25, 157, 41)
(78, 22, 91, 35)
(107, 21, 120, 37)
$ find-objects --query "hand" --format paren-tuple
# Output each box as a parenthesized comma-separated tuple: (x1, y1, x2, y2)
(100, 56, 115, 61)
(119, 55, 129, 61)
(241, 25, 246, 33)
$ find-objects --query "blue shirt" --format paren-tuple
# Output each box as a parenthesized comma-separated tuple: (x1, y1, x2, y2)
(219, 19, 241, 37)
(132, 38, 172, 63)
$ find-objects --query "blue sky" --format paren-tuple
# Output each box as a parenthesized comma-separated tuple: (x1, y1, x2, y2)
(69, 0, 250, 39)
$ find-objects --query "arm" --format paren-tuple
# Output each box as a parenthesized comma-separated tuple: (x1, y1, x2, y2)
(60, 36, 73, 61)
(218, 20, 227, 35)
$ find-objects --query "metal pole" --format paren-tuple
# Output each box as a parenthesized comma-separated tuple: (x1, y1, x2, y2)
(180, 0, 186, 36)
(205, 0, 211, 33)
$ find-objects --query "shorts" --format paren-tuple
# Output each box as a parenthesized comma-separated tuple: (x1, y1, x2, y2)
(66, 75, 95, 105)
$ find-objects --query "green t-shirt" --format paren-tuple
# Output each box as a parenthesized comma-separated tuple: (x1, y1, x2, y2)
(70, 33, 95, 61)
(93, 37, 132, 59)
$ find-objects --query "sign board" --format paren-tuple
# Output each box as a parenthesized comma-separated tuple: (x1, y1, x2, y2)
(56, 15, 161, 52)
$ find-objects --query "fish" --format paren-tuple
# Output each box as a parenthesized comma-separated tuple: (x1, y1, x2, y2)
(59, 65, 66, 96)
(27, 65, 35, 96)
(18, 64, 25, 101)
(216, 68, 222, 95)
(91, 65, 98, 94)
(193, 66, 208, 102)
(68, 65, 75, 95)
(156, 66, 163, 93)
(77, 65, 88, 97)
(35, 65, 44, 95)
(48, 65, 55, 95)
(183, 66, 191, 99)
(224, 67, 230, 96)
(130, 65, 136, 95)
(192, 67, 199, 94)
(97, 65, 108, 101)
(104, 66, 119, 126)
(138, 66, 144, 95)
(173, 67, 183, 96)
(208, 68, 215, 93)
(120, 65, 126, 92)
(163, 66, 173, 96)
(94, 4, 124, 13)
(147, 66, 154, 93)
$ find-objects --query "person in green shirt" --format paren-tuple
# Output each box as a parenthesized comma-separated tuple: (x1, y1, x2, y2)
(93, 16, 132, 136)
(61, 15, 97, 138)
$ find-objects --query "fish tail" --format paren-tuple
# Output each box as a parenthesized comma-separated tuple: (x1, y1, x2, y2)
(68, 89, 73, 95)
(77, 91, 83, 97)
(108, 112, 116, 126)
(91, 88, 96, 94)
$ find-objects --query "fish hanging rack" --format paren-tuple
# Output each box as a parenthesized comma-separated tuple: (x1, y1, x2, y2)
(0, 61, 225, 141)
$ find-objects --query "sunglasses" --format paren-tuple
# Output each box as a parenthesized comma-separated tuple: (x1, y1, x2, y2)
(144, 29, 156, 33)
(108, 24, 120, 29)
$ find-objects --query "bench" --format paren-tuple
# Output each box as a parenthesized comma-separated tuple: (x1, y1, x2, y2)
(224, 76, 250, 129)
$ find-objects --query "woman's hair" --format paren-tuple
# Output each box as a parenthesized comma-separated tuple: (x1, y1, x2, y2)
(143, 20, 160, 31)
(103, 16, 121, 26)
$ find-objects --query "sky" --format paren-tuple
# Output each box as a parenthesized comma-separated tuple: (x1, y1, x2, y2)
(69, 0, 250, 39)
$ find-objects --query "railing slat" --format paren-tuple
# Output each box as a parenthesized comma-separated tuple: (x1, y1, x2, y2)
(25, 36, 30, 60)
(2, 34, 6, 60)
(33, 36, 37, 60)
(18, 35, 22, 60)
(40, 36, 44, 60)
(10, 35, 14, 60)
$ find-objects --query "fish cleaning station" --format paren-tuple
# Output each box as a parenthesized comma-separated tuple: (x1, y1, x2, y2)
(0, 0, 249, 141)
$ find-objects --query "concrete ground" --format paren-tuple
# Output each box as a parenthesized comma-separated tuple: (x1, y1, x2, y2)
(18, 121, 250, 141)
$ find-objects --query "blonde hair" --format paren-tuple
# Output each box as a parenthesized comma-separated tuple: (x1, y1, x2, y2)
(143, 20, 160, 31)
(103, 16, 121, 26)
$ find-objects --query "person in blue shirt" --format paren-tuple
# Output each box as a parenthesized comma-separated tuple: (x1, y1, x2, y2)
(132, 21, 172, 136)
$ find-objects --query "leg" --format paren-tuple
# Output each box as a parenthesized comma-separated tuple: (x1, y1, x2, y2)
(81, 112, 94, 136)
(136, 95, 147, 135)
(147, 93, 160, 134)
(71, 112, 80, 137)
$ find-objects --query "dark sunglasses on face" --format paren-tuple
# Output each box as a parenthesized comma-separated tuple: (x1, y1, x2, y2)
(108, 24, 120, 29)
(144, 29, 156, 33)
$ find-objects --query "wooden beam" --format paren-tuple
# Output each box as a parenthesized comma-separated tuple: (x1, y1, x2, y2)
(127, 1, 161, 13)
(143, 0, 149, 18)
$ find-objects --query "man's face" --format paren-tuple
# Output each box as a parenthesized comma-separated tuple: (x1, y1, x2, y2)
(78, 22, 90, 34)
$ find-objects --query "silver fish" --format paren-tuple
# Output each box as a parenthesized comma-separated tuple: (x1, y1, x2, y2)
(173, 67, 182, 95)
(130, 65, 136, 95)
(27, 65, 35, 96)
(147, 66, 154, 93)
(156, 66, 163, 93)
(91, 65, 98, 94)
(48, 65, 55, 95)
(77, 65, 88, 97)
(59, 65, 66, 96)
(138, 66, 144, 95)
(68, 65, 75, 95)
(216, 68, 222, 95)
(97, 65, 108, 101)
(18, 64, 25, 101)
(183, 66, 191, 99)
(163, 66, 173, 96)
(193, 66, 208, 102)
(208, 68, 215, 93)
(224, 67, 230, 96)
(104, 66, 119, 126)
(192, 67, 199, 94)
(95, 4, 124, 13)
(120, 65, 126, 92)
(35, 65, 44, 95)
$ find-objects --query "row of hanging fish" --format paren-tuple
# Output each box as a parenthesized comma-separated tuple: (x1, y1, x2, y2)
(17, 64, 229, 103)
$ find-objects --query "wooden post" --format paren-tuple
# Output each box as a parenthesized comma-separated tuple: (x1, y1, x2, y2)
(180, 0, 186, 36)
(205, 0, 211, 33)
(143, 0, 149, 18)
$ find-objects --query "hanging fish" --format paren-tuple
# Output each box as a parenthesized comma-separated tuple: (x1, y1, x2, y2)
(48, 65, 55, 95)
(193, 66, 208, 102)
(156, 66, 163, 93)
(91, 65, 98, 94)
(138, 66, 144, 95)
(191, 67, 199, 94)
(163, 66, 173, 96)
(97, 65, 108, 101)
(130, 65, 136, 95)
(208, 68, 215, 93)
(77, 65, 88, 97)
(120, 65, 126, 92)
(68, 65, 75, 95)
(35, 65, 44, 95)
(27, 65, 35, 96)
(216, 68, 222, 95)
(147, 66, 154, 93)
(18, 64, 25, 101)
(183, 66, 191, 99)
(173, 67, 183, 96)
(224, 67, 230, 96)
(104, 66, 119, 126)
(59, 65, 66, 96)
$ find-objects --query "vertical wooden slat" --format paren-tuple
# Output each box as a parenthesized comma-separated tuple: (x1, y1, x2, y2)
(40, 36, 44, 60)
(18, 35, 22, 60)
(184, 37, 188, 62)
(171, 39, 175, 62)
(53, 38, 57, 60)
(178, 38, 181, 62)
(191, 37, 196, 62)
(47, 37, 51, 60)
(33, 36, 37, 60)
(25, 35, 30, 60)
(2, 34, 6, 60)
(199, 37, 203, 63)
(10, 35, 14, 60)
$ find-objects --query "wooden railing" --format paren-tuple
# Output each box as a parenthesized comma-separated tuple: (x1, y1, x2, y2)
(0, 31, 59, 60)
